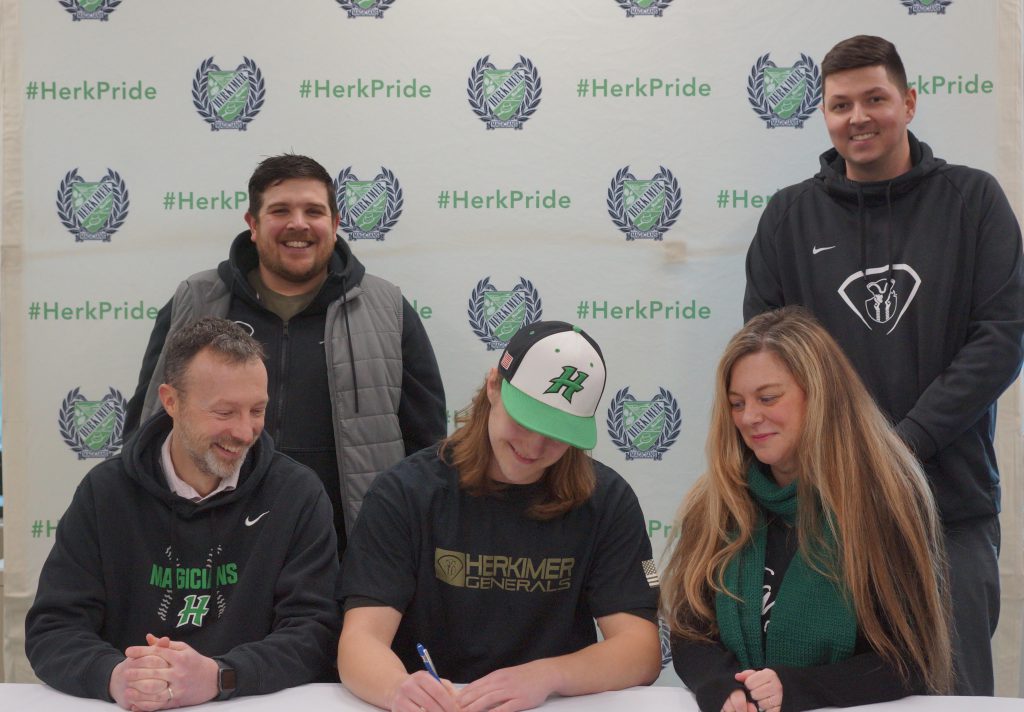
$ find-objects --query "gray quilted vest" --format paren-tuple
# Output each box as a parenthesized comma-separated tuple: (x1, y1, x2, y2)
(141, 269, 405, 532)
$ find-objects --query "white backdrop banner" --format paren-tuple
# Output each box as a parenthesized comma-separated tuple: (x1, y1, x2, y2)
(3, 0, 1022, 694)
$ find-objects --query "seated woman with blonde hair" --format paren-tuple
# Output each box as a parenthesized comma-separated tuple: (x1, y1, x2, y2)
(662, 307, 952, 712)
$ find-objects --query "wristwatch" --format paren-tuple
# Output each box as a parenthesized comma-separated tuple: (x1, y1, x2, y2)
(215, 661, 237, 701)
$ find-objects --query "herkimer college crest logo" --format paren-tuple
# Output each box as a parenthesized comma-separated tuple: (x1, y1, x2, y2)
(607, 166, 682, 241)
(838, 264, 921, 335)
(468, 277, 543, 351)
(58, 0, 120, 21)
(334, 167, 404, 241)
(606, 387, 681, 461)
(901, 0, 952, 13)
(56, 168, 130, 242)
(614, 0, 673, 17)
(467, 55, 542, 130)
(748, 53, 821, 129)
(336, 0, 397, 17)
(58, 387, 127, 459)
(192, 57, 266, 131)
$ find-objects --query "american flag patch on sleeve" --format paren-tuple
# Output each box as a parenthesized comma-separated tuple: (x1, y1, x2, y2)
(642, 559, 660, 587)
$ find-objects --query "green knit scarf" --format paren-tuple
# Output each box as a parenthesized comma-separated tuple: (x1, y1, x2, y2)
(716, 464, 857, 669)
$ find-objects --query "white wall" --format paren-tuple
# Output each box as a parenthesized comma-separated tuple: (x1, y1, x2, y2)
(2, 0, 1022, 695)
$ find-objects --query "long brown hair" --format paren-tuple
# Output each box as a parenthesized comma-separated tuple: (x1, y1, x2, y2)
(661, 307, 952, 693)
(439, 370, 595, 519)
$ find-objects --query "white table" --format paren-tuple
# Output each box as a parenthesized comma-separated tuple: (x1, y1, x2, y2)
(0, 682, 1021, 711)
(0, 683, 688, 712)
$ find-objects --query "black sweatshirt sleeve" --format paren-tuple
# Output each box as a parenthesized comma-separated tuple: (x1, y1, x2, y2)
(123, 297, 174, 437)
(671, 633, 922, 712)
(773, 644, 923, 712)
(217, 486, 341, 697)
(397, 298, 446, 454)
(894, 176, 1024, 461)
(743, 200, 786, 322)
(671, 634, 747, 712)
(25, 476, 125, 701)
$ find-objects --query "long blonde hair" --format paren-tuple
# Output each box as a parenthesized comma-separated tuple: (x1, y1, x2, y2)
(661, 307, 952, 693)
(438, 371, 595, 519)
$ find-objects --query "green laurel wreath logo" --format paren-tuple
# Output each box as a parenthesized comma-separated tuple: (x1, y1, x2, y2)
(192, 57, 266, 130)
(58, 0, 121, 19)
(747, 53, 821, 128)
(606, 165, 683, 240)
(606, 387, 682, 459)
(56, 168, 130, 240)
(467, 277, 543, 345)
(467, 55, 543, 128)
(334, 166, 405, 241)
(58, 387, 127, 458)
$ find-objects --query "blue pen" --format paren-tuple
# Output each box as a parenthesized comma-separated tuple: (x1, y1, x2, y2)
(416, 643, 441, 682)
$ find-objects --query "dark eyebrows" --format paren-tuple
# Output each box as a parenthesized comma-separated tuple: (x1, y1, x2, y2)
(826, 85, 889, 102)
(263, 200, 330, 212)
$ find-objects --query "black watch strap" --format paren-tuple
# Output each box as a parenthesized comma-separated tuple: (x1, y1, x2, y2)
(216, 661, 237, 701)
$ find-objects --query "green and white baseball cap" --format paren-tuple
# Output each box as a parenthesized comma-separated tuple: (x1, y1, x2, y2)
(497, 321, 607, 450)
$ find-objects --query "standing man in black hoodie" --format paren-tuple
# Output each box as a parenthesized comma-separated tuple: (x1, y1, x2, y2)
(27, 318, 340, 708)
(743, 35, 1024, 696)
(125, 154, 446, 561)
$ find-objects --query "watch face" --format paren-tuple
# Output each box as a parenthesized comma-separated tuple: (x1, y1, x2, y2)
(220, 667, 237, 692)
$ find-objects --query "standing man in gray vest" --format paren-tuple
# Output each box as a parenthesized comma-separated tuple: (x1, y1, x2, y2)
(126, 154, 446, 560)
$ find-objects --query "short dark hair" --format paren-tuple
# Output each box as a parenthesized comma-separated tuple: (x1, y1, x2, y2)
(163, 317, 265, 392)
(822, 35, 908, 93)
(247, 154, 338, 220)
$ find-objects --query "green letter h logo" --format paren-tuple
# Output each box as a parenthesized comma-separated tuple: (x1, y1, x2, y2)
(176, 594, 211, 628)
(545, 366, 589, 403)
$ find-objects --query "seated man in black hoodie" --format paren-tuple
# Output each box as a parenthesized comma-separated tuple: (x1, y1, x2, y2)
(26, 317, 340, 710)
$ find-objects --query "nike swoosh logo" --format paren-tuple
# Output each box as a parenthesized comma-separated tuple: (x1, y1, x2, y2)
(812, 245, 836, 255)
(245, 511, 270, 527)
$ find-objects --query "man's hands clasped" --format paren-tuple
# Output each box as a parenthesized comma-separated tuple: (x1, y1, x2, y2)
(109, 634, 219, 711)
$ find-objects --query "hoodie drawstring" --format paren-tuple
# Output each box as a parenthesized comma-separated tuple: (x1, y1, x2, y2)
(857, 186, 868, 279)
(884, 182, 895, 284)
(341, 276, 360, 413)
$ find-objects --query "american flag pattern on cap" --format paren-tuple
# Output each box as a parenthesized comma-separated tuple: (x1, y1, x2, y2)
(500, 352, 514, 370)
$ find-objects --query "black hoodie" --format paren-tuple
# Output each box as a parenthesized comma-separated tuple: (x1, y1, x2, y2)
(744, 133, 1024, 523)
(25, 412, 340, 701)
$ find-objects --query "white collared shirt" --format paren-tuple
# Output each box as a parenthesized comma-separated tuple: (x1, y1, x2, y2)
(161, 433, 238, 503)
